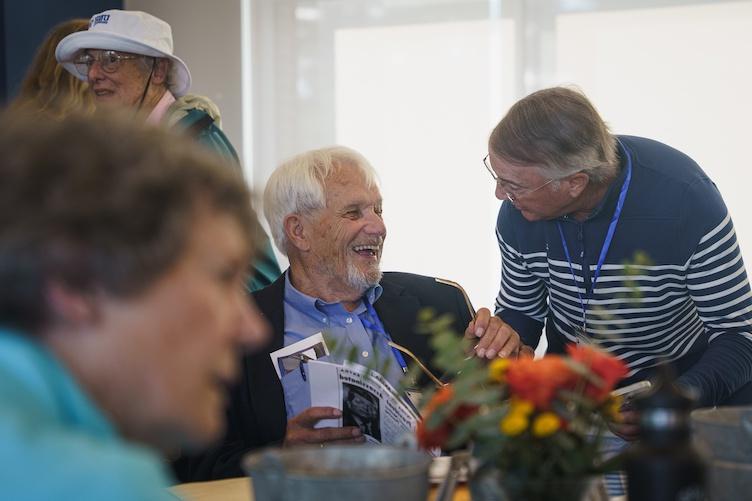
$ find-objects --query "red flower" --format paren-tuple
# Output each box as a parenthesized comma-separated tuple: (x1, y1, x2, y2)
(417, 385, 479, 449)
(566, 344, 628, 401)
(505, 356, 577, 409)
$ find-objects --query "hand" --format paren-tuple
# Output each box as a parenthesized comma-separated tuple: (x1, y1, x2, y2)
(607, 402, 640, 442)
(465, 308, 523, 359)
(283, 407, 364, 447)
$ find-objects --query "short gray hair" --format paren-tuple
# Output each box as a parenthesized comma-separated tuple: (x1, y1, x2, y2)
(263, 146, 379, 255)
(489, 86, 618, 183)
(135, 56, 171, 89)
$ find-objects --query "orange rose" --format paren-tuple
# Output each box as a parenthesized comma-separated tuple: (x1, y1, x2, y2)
(505, 356, 577, 409)
(416, 385, 479, 449)
(566, 344, 628, 401)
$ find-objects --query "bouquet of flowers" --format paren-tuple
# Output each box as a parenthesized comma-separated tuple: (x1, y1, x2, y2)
(415, 311, 628, 500)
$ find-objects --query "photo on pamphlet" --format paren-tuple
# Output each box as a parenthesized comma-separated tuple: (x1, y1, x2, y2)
(342, 382, 381, 441)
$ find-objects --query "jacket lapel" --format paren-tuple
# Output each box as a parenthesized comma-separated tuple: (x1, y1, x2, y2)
(374, 280, 423, 356)
(247, 273, 288, 443)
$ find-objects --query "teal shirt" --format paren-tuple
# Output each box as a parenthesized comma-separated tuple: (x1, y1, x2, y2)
(0, 329, 176, 501)
(175, 109, 281, 293)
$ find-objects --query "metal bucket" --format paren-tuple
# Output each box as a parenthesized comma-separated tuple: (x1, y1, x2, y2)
(691, 406, 752, 462)
(691, 406, 752, 500)
(243, 445, 431, 501)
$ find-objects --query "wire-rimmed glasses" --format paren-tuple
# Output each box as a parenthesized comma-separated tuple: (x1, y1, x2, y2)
(73, 50, 141, 75)
(483, 154, 555, 203)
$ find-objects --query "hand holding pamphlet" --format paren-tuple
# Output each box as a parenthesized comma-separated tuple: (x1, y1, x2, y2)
(307, 360, 420, 445)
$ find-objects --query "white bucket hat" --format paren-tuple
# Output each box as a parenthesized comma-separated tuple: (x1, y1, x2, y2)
(55, 9, 191, 96)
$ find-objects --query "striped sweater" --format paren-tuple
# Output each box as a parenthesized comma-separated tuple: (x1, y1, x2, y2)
(495, 135, 752, 407)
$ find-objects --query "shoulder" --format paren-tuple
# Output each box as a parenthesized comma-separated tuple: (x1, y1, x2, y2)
(380, 272, 473, 321)
(619, 135, 711, 190)
(166, 94, 223, 127)
(380, 271, 449, 298)
(0, 410, 171, 500)
(620, 135, 728, 234)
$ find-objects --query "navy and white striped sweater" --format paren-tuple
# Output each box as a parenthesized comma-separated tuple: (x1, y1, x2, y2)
(495, 135, 752, 407)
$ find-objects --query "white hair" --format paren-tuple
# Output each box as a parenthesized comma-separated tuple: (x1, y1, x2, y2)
(263, 146, 380, 255)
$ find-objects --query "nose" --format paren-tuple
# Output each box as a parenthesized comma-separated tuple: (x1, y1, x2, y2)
(495, 183, 509, 201)
(365, 209, 387, 238)
(87, 60, 105, 82)
(235, 292, 270, 350)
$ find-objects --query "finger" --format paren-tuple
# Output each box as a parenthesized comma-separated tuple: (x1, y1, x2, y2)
(322, 434, 367, 445)
(474, 318, 504, 357)
(304, 426, 362, 444)
(619, 410, 639, 425)
(611, 424, 639, 441)
(469, 308, 492, 339)
(518, 345, 535, 359)
(291, 407, 342, 428)
(464, 318, 476, 339)
(491, 331, 521, 359)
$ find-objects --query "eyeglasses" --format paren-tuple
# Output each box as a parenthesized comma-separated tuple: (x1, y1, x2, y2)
(483, 154, 555, 203)
(73, 50, 141, 74)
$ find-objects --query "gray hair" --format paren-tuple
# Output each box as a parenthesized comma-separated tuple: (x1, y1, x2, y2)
(135, 56, 171, 89)
(263, 146, 379, 255)
(489, 86, 618, 183)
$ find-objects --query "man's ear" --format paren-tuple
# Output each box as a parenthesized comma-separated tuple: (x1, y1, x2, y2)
(150, 58, 170, 86)
(283, 214, 311, 252)
(46, 281, 97, 327)
(566, 171, 590, 198)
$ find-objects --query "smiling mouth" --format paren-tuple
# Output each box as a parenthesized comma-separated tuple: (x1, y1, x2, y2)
(92, 88, 115, 98)
(352, 244, 381, 259)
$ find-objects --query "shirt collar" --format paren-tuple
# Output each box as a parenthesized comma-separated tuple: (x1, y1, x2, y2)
(559, 138, 630, 222)
(145, 90, 176, 125)
(283, 270, 383, 315)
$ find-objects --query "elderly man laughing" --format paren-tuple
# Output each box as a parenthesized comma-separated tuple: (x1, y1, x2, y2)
(175, 146, 517, 481)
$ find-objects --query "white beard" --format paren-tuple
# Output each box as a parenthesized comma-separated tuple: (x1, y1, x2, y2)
(346, 260, 382, 294)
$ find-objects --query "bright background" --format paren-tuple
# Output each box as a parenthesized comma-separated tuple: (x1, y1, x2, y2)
(127, 0, 752, 316)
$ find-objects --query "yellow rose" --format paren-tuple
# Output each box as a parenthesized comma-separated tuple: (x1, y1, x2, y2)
(500, 413, 528, 436)
(532, 412, 561, 438)
(488, 358, 511, 382)
(604, 395, 623, 422)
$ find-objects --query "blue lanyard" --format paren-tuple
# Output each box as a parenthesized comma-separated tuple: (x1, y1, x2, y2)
(556, 141, 632, 337)
(361, 301, 409, 374)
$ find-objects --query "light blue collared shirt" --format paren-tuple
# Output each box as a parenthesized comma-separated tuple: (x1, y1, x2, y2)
(282, 272, 404, 418)
(0, 328, 174, 501)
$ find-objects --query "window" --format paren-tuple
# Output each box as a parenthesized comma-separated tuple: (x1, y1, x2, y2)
(247, 0, 752, 318)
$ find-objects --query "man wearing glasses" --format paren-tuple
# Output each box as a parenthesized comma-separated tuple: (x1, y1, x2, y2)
(54, 9, 279, 292)
(481, 87, 752, 496)
(483, 86, 752, 414)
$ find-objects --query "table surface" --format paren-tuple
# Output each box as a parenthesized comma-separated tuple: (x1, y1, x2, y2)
(171, 476, 626, 501)
(170, 477, 471, 501)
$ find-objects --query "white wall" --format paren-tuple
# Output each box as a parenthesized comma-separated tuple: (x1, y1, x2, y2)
(555, 1, 752, 274)
(334, 19, 516, 311)
(120, 0, 752, 312)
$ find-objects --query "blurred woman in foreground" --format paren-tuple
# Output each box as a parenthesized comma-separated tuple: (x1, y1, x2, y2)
(0, 111, 268, 500)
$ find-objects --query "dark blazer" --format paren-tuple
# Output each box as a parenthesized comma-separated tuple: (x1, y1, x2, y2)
(174, 271, 473, 481)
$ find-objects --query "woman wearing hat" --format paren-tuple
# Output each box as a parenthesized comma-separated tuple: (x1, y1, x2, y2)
(55, 9, 280, 293)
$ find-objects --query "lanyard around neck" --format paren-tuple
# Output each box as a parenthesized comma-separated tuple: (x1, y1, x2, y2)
(361, 300, 409, 374)
(556, 140, 633, 337)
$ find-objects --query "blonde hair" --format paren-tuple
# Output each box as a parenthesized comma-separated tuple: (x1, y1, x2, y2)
(11, 19, 95, 119)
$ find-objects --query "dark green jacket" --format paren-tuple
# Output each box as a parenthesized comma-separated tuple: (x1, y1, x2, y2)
(169, 97, 281, 291)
